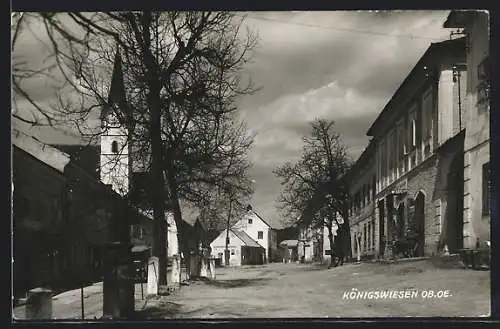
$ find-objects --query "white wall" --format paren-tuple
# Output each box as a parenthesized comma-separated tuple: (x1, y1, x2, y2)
(210, 230, 243, 266)
(462, 12, 490, 249)
(232, 212, 269, 259)
(100, 123, 129, 196)
(166, 212, 179, 257)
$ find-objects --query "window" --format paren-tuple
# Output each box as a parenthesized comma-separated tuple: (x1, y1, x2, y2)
(396, 119, 405, 176)
(422, 88, 433, 140)
(248, 218, 253, 224)
(407, 106, 417, 152)
(367, 184, 371, 203)
(477, 56, 490, 110)
(387, 130, 395, 183)
(372, 176, 376, 200)
(111, 141, 119, 153)
(482, 162, 491, 216)
(231, 249, 235, 255)
(380, 138, 387, 188)
(421, 88, 433, 159)
(363, 223, 367, 251)
(362, 185, 366, 207)
(257, 231, 263, 239)
(372, 220, 376, 250)
(367, 223, 371, 251)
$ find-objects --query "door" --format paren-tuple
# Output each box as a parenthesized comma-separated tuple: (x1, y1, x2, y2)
(415, 192, 425, 257)
(378, 200, 385, 256)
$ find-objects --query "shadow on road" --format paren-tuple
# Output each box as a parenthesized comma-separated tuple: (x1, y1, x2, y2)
(133, 301, 182, 319)
(207, 278, 272, 289)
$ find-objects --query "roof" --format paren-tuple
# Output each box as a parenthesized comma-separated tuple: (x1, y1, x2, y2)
(247, 208, 277, 229)
(52, 144, 100, 179)
(443, 10, 478, 28)
(279, 240, 298, 247)
(232, 230, 264, 248)
(12, 128, 71, 173)
(343, 139, 376, 182)
(366, 37, 466, 137)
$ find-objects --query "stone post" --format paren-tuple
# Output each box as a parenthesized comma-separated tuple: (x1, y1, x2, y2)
(25, 288, 52, 320)
(102, 242, 134, 319)
(171, 254, 181, 285)
(189, 255, 201, 278)
(147, 256, 159, 296)
(200, 257, 209, 278)
(208, 258, 216, 280)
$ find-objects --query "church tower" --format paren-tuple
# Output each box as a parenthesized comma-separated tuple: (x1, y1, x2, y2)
(100, 49, 131, 197)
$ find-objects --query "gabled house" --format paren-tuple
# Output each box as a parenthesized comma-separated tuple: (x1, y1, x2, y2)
(231, 206, 279, 263)
(210, 229, 265, 266)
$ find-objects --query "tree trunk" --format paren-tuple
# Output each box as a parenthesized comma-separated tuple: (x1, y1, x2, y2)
(141, 11, 167, 286)
(149, 98, 168, 286)
(149, 107, 168, 285)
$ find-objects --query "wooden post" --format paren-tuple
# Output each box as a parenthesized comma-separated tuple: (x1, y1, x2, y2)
(80, 286, 85, 319)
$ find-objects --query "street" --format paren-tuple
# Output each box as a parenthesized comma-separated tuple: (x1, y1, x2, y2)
(13, 258, 490, 320)
(136, 259, 490, 318)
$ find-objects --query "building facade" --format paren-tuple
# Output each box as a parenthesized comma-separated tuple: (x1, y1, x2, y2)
(346, 141, 377, 260)
(297, 219, 341, 264)
(232, 208, 278, 263)
(443, 10, 491, 249)
(347, 37, 469, 259)
(12, 128, 142, 300)
(210, 229, 265, 266)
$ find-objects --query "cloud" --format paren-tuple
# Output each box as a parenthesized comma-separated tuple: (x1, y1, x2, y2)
(238, 11, 451, 227)
(11, 11, 453, 230)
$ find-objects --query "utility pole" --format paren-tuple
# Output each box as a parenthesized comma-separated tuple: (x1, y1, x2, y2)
(224, 198, 233, 266)
(453, 65, 463, 131)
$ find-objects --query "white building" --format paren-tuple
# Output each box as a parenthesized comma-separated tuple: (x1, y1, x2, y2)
(209, 207, 278, 265)
(298, 214, 342, 264)
(210, 229, 265, 266)
(231, 208, 278, 263)
(443, 10, 490, 249)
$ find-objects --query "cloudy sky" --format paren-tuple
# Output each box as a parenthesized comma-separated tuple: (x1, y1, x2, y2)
(12, 11, 452, 229)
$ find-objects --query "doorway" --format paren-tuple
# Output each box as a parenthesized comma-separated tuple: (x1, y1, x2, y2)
(446, 153, 464, 252)
(397, 203, 405, 240)
(378, 200, 385, 257)
(414, 192, 425, 257)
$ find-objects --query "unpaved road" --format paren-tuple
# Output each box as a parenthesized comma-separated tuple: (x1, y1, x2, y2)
(138, 260, 490, 318)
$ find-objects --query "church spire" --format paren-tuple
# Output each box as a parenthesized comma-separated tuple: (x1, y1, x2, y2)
(101, 46, 129, 123)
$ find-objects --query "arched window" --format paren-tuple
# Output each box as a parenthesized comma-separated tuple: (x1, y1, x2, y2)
(111, 141, 119, 153)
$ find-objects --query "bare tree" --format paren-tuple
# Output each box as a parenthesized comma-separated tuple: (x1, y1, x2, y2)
(12, 11, 258, 285)
(274, 119, 351, 268)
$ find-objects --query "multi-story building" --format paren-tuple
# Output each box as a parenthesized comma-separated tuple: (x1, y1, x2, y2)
(347, 37, 468, 259)
(443, 10, 490, 249)
(345, 141, 377, 259)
